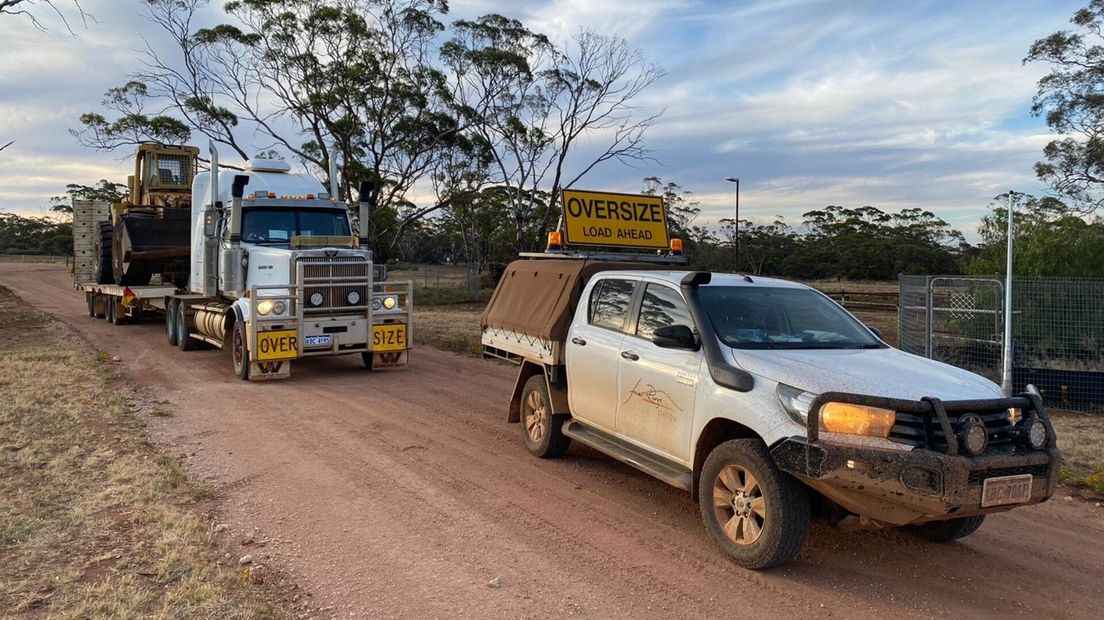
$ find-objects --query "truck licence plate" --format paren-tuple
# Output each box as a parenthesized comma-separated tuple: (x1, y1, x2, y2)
(373, 324, 407, 352)
(981, 474, 1033, 507)
(304, 335, 332, 347)
(256, 330, 298, 361)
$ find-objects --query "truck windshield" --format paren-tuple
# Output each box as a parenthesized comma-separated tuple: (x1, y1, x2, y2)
(241, 208, 351, 244)
(699, 286, 884, 350)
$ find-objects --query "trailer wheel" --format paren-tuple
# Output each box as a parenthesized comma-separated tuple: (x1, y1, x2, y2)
(520, 375, 570, 458)
(93, 293, 106, 319)
(86, 293, 95, 317)
(907, 516, 985, 543)
(106, 296, 117, 324)
(175, 301, 196, 351)
(93, 221, 114, 284)
(231, 320, 249, 380)
(166, 299, 179, 346)
(699, 439, 810, 569)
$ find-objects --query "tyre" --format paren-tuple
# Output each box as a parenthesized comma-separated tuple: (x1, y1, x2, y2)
(94, 221, 114, 284)
(231, 319, 249, 380)
(166, 299, 179, 346)
(361, 352, 374, 370)
(176, 301, 196, 351)
(520, 374, 570, 458)
(699, 439, 811, 569)
(86, 293, 95, 317)
(106, 296, 117, 324)
(93, 294, 106, 319)
(907, 516, 985, 543)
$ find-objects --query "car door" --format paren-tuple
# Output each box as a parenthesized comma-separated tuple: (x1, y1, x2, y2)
(616, 282, 702, 463)
(565, 277, 638, 434)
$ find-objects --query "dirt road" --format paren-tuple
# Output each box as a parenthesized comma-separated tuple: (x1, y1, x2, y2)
(4, 264, 1103, 619)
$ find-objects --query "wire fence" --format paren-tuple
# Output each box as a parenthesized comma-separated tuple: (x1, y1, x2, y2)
(900, 275, 1104, 412)
(385, 263, 489, 303)
(0, 254, 70, 264)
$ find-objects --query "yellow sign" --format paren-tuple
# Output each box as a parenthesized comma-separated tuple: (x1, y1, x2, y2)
(373, 324, 408, 352)
(256, 329, 299, 361)
(561, 189, 669, 249)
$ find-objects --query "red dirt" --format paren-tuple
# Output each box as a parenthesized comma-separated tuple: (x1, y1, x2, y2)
(4, 264, 1103, 619)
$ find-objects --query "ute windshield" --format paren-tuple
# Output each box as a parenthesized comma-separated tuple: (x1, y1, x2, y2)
(699, 286, 884, 350)
(241, 207, 351, 245)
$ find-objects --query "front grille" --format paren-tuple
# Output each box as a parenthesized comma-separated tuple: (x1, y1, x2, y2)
(890, 409, 1014, 454)
(298, 255, 370, 314)
(966, 464, 1050, 485)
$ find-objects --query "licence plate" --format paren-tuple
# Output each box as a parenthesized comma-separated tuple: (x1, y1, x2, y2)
(304, 335, 332, 347)
(373, 324, 407, 352)
(981, 474, 1033, 507)
(256, 329, 298, 361)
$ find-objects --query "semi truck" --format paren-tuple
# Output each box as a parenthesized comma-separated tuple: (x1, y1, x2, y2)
(480, 190, 1060, 569)
(75, 142, 412, 380)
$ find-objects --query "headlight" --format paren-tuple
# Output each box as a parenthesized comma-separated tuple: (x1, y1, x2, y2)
(347, 290, 361, 305)
(273, 300, 287, 315)
(257, 300, 274, 315)
(382, 295, 397, 310)
(776, 383, 815, 424)
(957, 415, 988, 455)
(371, 297, 382, 311)
(819, 402, 896, 438)
(309, 292, 324, 307)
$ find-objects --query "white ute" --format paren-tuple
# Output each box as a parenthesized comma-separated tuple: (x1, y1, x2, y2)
(482, 260, 1060, 568)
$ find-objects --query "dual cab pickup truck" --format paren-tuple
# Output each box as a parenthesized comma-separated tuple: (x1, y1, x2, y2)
(481, 260, 1060, 568)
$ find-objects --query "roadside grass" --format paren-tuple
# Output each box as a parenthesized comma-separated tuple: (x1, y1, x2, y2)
(0, 287, 288, 618)
(1051, 413, 1104, 497)
(414, 303, 484, 356)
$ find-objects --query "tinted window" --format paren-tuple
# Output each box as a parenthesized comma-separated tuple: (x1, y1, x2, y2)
(636, 284, 693, 340)
(242, 208, 351, 244)
(699, 286, 882, 349)
(589, 279, 636, 330)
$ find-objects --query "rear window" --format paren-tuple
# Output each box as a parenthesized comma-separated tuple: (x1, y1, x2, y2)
(589, 279, 636, 331)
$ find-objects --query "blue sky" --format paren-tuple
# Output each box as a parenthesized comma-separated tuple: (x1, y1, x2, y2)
(0, 0, 1084, 239)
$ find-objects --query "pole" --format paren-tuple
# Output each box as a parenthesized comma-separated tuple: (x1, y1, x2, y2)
(724, 176, 740, 271)
(1001, 192, 1014, 396)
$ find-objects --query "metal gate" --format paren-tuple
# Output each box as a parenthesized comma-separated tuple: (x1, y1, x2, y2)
(899, 276, 1005, 384)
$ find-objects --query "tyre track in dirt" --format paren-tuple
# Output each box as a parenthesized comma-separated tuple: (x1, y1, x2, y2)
(3, 264, 1103, 619)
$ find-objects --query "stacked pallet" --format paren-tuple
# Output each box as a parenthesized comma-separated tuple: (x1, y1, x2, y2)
(72, 200, 110, 283)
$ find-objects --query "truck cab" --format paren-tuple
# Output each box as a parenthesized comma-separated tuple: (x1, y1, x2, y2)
(167, 149, 411, 380)
(483, 262, 1060, 569)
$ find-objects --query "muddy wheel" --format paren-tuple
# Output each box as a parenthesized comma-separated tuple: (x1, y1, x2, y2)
(93, 221, 114, 284)
(166, 299, 179, 346)
(231, 319, 249, 380)
(907, 516, 985, 543)
(361, 352, 374, 370)
(699, 439, 810, 569)
(176, 300, 196, 351)
(520, 374, 570, 458)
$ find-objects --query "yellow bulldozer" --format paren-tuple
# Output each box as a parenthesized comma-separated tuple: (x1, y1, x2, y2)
(92, 143, 199, 286)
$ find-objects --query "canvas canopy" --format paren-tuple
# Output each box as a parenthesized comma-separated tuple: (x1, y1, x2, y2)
(480, 258, 669, 342)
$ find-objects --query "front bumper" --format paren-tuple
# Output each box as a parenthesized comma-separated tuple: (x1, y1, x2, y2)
(771, 391, 1061, 525)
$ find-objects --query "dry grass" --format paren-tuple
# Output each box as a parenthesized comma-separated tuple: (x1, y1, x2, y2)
(415, 303, 484, 356)
(1051, 413, 1104, 496)
(0, 287, 289, 618)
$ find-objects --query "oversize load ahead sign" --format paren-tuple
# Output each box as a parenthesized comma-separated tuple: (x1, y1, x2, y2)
(561, 189, 669, 249)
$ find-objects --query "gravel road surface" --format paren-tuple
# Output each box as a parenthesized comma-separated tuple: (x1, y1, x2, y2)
(3, 264, 1103, 619)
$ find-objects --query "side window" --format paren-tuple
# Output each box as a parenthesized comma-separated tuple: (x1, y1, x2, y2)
(636, 284, 694, 340)
(589, 279, 636, 330)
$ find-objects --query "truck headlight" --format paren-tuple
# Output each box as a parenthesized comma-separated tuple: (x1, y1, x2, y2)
(1016, 418, 1048, 449)
(309, 292, 324, 307)
(347, 290, 361, 305)
(273, 300, 287, 315)
(257, 300, 274, 315)
(957, 415, 988, 455)
(777, 384, 895, 438)
(371, 297, 382, 311)
(777, 383, 815, 424)
(382, 295, 397, 310)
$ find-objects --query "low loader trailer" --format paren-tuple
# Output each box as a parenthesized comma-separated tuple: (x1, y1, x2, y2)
(73, 142, 413, 380)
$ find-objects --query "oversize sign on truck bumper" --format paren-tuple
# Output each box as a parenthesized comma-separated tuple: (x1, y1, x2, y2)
(372, 324, 407, 352)
(256, 329, 298, 361)
(561, 189, 669, 249)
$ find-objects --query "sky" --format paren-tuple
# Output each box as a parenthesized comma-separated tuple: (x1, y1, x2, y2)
(0, 0, 1085, 239)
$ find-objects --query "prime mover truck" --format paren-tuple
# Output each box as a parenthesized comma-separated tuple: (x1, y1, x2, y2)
(74, 142, 412, 380)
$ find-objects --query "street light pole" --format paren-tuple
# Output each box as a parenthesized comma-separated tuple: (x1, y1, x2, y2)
(724, 177, 740, 271)
(1001, 192, 1014, 396)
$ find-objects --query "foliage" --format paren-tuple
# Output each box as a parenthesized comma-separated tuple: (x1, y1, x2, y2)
(968, 192, 1104, 277)
(0, 213, 71, 255)
(1026, 0, 1104, 213)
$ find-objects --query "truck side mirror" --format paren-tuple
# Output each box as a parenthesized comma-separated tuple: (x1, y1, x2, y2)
(868, 326, 884, 340)
(652, 324, 699, 350)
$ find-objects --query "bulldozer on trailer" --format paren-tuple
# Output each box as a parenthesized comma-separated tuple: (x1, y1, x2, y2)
(92, 143, 199, 287)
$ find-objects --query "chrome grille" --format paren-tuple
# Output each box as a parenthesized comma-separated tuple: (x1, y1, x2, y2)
(298, 255, 370, 314)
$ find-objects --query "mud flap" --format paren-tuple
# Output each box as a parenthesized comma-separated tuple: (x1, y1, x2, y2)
(249, 359, 291, 381)
(372, 350, 408, 368)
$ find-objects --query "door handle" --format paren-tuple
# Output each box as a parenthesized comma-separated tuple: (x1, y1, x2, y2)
(571, 337, 587, 346)
(620, 350, 639, 361)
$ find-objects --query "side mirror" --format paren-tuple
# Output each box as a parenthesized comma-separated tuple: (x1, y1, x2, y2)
(652, 324, 699, 350)
(868, 326, 884, 340)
